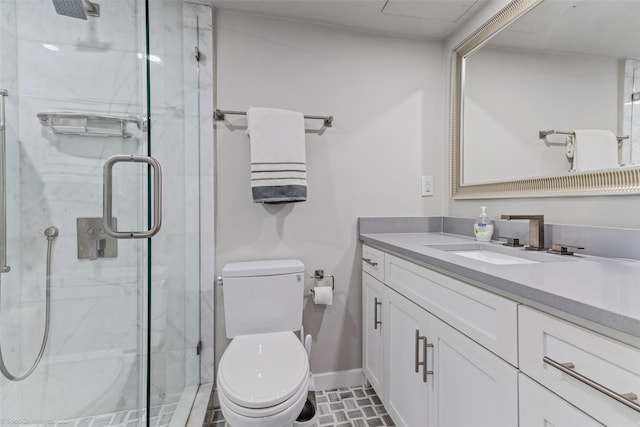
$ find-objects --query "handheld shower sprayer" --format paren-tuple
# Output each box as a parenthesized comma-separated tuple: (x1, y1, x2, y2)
(0, 225, 58, 381)
(44, 226, 59, 240)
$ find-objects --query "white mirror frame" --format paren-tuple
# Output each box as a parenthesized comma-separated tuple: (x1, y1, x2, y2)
(450, 0, 640, 199)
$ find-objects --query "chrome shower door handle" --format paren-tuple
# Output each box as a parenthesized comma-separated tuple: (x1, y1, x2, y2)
(103, 155, 162, 239)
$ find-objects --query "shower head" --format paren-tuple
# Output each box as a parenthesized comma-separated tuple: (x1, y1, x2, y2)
(44, 227, 59, 241)
(52, 0, 100, 20)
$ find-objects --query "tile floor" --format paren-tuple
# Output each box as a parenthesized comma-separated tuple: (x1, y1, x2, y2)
(202, 384, 394, 427)
(24, 403, 178, 427)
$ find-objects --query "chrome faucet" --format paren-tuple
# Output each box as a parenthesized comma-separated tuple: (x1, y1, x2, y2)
(500, 214, 546, 251)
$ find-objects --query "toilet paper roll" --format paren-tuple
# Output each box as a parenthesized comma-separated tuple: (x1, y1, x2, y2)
(312, 287, 333, 305)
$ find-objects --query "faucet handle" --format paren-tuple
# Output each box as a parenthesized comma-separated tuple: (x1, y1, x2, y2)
(499, 236, 524, 247)
(548, 243, 584, 256)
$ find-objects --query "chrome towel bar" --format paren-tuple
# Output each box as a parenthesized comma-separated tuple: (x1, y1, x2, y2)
(539, 129, 628, 143)
(214, 108, 333, 128)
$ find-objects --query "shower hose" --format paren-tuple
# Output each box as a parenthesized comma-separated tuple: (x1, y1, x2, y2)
(0, 226, 58, 381)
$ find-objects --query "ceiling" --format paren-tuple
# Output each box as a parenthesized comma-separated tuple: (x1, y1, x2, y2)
(211, 0, 484, 40)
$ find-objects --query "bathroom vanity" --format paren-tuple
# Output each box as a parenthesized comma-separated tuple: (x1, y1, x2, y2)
(359, 224, 640, 427)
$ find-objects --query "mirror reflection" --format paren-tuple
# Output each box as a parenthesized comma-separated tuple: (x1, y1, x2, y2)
(461, 0, 640, 185)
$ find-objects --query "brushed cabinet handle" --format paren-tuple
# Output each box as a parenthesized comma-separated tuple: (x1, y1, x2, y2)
(363, 257, 378, 267)
(374, 297, 382, 330)
(415, 329, 434, 383)
(543, 356, 640, 412)
(415, 329, 421, 374)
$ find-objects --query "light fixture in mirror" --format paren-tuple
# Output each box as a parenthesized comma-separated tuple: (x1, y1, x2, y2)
(451, 0, 640, 198)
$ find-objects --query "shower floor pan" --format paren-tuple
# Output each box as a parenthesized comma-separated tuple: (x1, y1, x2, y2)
(1, 349, 135, 423)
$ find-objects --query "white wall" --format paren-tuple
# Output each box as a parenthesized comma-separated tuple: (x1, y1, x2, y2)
(215, 10, 445, 374)
(444, 1, 640, 229)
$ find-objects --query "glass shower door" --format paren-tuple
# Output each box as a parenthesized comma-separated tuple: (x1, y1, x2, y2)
(0, 0, 153, 424)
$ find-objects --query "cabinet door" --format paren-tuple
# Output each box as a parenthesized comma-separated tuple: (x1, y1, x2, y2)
(432, 314, 519, 427)
(385, 289, 432, 427)
(362, 272, 385, 398)
(520, 374, 605, 427)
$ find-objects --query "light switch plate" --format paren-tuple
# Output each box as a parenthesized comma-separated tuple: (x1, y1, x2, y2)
(421, 175, 434, 197)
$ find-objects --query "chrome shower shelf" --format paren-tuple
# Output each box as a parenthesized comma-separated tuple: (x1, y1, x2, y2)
(37, 112, 146, 138)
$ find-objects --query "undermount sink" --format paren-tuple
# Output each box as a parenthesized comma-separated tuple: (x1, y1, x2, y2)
(424, 243, 572, 265)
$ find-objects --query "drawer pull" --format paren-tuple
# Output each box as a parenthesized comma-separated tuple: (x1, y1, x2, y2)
(374, 297, 382, 330)
(415, 329, 434, 383)
(543, 356, 640, 412)
(363, 258, 378, 267)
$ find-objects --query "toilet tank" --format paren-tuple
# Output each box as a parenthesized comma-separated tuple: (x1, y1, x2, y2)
(222, 259, 305, 338)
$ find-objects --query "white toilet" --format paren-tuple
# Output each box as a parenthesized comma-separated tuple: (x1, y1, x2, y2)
(217, 259, 311, 427)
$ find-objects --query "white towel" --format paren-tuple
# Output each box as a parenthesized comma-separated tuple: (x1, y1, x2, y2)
(247, 107, 307, 203)
(572, 129, 619, 171)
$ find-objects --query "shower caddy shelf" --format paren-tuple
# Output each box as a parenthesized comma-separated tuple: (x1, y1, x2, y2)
(37, 112, 147, 138)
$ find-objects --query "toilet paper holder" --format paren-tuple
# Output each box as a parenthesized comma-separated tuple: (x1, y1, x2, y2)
(309, 269, 334, 295)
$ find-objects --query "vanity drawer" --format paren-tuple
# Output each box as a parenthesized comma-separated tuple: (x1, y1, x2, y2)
(384, 253, 518, 365)
(519, 306, 640, 426)
(362, 245, 385, 282)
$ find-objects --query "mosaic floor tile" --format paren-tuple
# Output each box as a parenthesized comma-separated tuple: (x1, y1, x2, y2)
(202, 384, 394, 427)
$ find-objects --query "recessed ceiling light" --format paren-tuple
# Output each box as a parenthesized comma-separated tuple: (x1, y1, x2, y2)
(43, 44, 60, 51)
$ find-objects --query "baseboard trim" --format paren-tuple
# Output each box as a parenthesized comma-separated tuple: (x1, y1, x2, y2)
(312, 369, 366, 391)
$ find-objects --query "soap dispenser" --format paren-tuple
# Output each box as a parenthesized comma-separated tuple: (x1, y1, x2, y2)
(474, 206, 494, 242)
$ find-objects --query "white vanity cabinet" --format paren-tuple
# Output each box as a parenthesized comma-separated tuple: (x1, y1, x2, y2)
(519, 306, 640, 427)
(362, 240, 640, 427)
(362, 246, 519, 427)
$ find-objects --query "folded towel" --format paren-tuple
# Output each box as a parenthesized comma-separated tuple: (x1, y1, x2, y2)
(573, 129, 619, 171)
(247, 107, 307, 203)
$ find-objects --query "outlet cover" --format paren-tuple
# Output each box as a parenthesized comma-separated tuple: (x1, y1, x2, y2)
(421, 175, 434, 197)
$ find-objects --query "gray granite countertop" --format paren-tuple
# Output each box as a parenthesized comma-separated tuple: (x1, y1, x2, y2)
(360, 231, 640, 344)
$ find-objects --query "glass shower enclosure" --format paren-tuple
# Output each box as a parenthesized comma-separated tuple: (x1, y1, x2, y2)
(0, 0, 206, 425)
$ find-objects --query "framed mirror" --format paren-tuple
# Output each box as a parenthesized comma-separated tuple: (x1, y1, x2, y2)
(450, 0, 640, 199)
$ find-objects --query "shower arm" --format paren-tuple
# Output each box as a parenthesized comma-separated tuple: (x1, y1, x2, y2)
(0, 89, 9, 274)
(82, 0, 100, 17)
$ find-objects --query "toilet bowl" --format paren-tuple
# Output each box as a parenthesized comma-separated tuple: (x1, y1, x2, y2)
(217, 331, 310, 427)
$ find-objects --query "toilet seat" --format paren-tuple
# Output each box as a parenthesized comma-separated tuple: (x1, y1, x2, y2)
(218, 371, 310, 418)
(217, 331, 310, 417)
